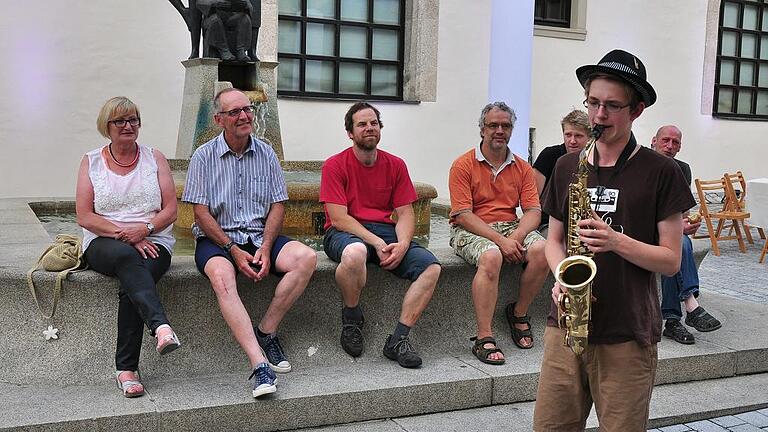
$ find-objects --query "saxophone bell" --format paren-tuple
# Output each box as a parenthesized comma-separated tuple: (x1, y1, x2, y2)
(555, 256, 596, 356)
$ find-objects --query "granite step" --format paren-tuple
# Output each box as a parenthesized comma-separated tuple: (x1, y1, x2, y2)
(2, 330, 767, 432)
(290, 372, 768, 432)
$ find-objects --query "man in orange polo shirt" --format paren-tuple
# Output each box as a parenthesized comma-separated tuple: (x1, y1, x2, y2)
(448, 101, 549, 365)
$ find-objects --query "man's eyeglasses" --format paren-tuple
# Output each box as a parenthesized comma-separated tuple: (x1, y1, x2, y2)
(583, 99, 630, 114)
(484, 122, 513, 132)
(109, 118, 141, 128)
(218, 105, 256, 117)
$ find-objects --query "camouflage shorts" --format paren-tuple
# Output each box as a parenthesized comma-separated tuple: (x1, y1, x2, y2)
(450, 220, 545, 266)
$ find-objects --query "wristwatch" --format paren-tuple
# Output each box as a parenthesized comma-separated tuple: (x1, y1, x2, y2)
(145, 223, 155, 235)
(222, 241, 235, 253)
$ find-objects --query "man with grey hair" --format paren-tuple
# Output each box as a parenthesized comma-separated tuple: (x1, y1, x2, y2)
(183, 88, 317, 398)
(448, 101, 549, 365)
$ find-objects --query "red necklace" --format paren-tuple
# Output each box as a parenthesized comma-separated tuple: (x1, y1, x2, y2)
(108, 143, 140, 167)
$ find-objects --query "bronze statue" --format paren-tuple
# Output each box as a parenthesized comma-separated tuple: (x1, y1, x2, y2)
(169, 0, 261, 62)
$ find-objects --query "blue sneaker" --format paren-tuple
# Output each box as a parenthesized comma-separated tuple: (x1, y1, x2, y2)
(249, 363, 277, 398)
(256, 332, 291, 373)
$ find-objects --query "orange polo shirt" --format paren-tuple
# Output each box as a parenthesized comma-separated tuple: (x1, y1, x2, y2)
(448, 145, 540, 224)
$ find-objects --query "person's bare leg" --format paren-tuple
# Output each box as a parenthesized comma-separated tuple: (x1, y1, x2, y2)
(399, 264, 441, 325)
(514, 240, 549, 347)
(205, 257, 266, 368)
(682, 294, 700, 313)
(335, 243, 368, 307)
(258, 242, 316, 333)
(472, 249, 504, 361)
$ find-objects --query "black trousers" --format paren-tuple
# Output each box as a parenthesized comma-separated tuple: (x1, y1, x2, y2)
(85, 237, 172, 371)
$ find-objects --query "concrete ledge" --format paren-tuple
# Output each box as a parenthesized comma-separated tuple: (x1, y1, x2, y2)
(5, 247, 552, 385)
(4, 198, 763, 432)
(1, 198, 552, 386)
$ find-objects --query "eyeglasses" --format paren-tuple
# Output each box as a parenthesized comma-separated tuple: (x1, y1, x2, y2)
(583, 99, 630, 114)
(218, 105, 256, 117)
(109, 118, 140, 128)
(484, 122, 513, 132)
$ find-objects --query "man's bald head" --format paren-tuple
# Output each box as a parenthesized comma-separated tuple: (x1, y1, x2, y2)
(652, 125, 682, 158)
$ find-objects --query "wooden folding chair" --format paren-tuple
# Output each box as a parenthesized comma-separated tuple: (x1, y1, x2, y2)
(694, 176, 750, 255)
(723, 171, 766, 243)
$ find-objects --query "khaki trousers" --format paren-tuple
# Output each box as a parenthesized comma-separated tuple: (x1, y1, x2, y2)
(533, 327, 657, 432)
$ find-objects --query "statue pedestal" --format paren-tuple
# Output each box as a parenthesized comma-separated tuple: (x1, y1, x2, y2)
(175, 58, 280, 159)
(176, 58, 220, 159)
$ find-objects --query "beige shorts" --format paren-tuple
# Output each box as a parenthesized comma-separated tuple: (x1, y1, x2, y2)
(533, 327, 658, 431)
(450, 220, 545, 266)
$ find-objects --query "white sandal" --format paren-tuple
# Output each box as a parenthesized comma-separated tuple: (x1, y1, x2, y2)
(155, 324, 181, 355)
(115, 370, 144, 398)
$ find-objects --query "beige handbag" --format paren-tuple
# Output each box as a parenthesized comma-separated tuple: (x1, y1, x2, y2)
(26, 234, 87, 319)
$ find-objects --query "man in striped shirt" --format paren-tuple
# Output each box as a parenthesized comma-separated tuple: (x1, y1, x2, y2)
(182, 88, 317, 397)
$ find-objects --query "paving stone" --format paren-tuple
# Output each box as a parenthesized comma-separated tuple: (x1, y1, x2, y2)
(729, 423, 765, 432)
(684, 420, 729, 431)
(711, 415, 748, 427)
(736, 412, 768, 427)
(659, 425, 693, 431)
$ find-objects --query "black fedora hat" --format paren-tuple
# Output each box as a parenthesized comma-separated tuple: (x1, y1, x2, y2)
(576, 49, 657, 107)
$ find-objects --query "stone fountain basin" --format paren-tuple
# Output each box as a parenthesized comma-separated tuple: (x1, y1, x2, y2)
(170, 159, 438, 239)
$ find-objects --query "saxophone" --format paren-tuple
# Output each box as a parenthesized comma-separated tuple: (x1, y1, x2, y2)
(555, 124, 604, 355)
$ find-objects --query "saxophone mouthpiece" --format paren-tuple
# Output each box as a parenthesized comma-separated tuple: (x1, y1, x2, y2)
(591, 124, 605, 139)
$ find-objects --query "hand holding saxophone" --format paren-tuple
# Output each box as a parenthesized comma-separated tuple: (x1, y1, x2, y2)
(552, 277, 597, 305)
(576, 211, 620, 253)
(551, 281, 566, 305)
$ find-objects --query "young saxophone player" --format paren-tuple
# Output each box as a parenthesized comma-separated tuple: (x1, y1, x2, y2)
(533, 50, 695, 431)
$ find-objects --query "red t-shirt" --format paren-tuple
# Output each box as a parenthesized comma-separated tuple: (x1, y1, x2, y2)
(320, 147, 418, 230)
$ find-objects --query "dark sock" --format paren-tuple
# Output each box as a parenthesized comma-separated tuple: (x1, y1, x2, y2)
(256, 327, 270, 338)
(343, 305, 363, 322)
(391, 321, 411, 343)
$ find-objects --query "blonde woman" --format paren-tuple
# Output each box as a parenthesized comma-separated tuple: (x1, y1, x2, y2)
(76, 96, 179, 398)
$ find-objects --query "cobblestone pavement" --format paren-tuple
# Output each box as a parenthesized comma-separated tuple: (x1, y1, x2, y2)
(651, 236, 768, 431)
(648, 407, 768, 431)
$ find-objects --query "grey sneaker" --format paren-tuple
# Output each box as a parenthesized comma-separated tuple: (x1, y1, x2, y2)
(256, 332, 291, 373)
(249, 362, 277, 398)
(341, 316, 364, 357)
(383, 334, 422, 368)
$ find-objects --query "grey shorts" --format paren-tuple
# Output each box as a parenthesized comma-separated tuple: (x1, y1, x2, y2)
(450, 220, 545, 266)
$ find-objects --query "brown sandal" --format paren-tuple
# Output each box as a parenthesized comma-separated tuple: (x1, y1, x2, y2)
(470, 336, 505, 365)
(505, 302, 534, 349)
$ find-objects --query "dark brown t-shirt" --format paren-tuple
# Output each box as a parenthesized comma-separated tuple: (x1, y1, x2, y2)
(542, 140, 696, 346)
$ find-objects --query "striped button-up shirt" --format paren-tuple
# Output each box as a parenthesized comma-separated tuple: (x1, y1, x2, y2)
(182, 132, 288, 246)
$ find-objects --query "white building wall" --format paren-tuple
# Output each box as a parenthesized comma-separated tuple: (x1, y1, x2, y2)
(530, 0, 768, 184)
(0, 0, 508, 200)
(0, 1, 190, 198)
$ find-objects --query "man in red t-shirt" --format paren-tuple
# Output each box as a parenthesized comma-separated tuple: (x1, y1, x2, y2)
(319, 102, 441, 368)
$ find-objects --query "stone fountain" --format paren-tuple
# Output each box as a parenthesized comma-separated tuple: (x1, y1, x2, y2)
(170, 58, 436, 244)
(168, 0, 436, 244)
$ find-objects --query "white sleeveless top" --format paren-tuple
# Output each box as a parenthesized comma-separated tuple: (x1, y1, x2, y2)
(82, 145, 175, 253)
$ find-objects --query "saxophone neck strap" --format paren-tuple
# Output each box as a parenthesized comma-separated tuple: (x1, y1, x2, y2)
(593, 132, 637, 185)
